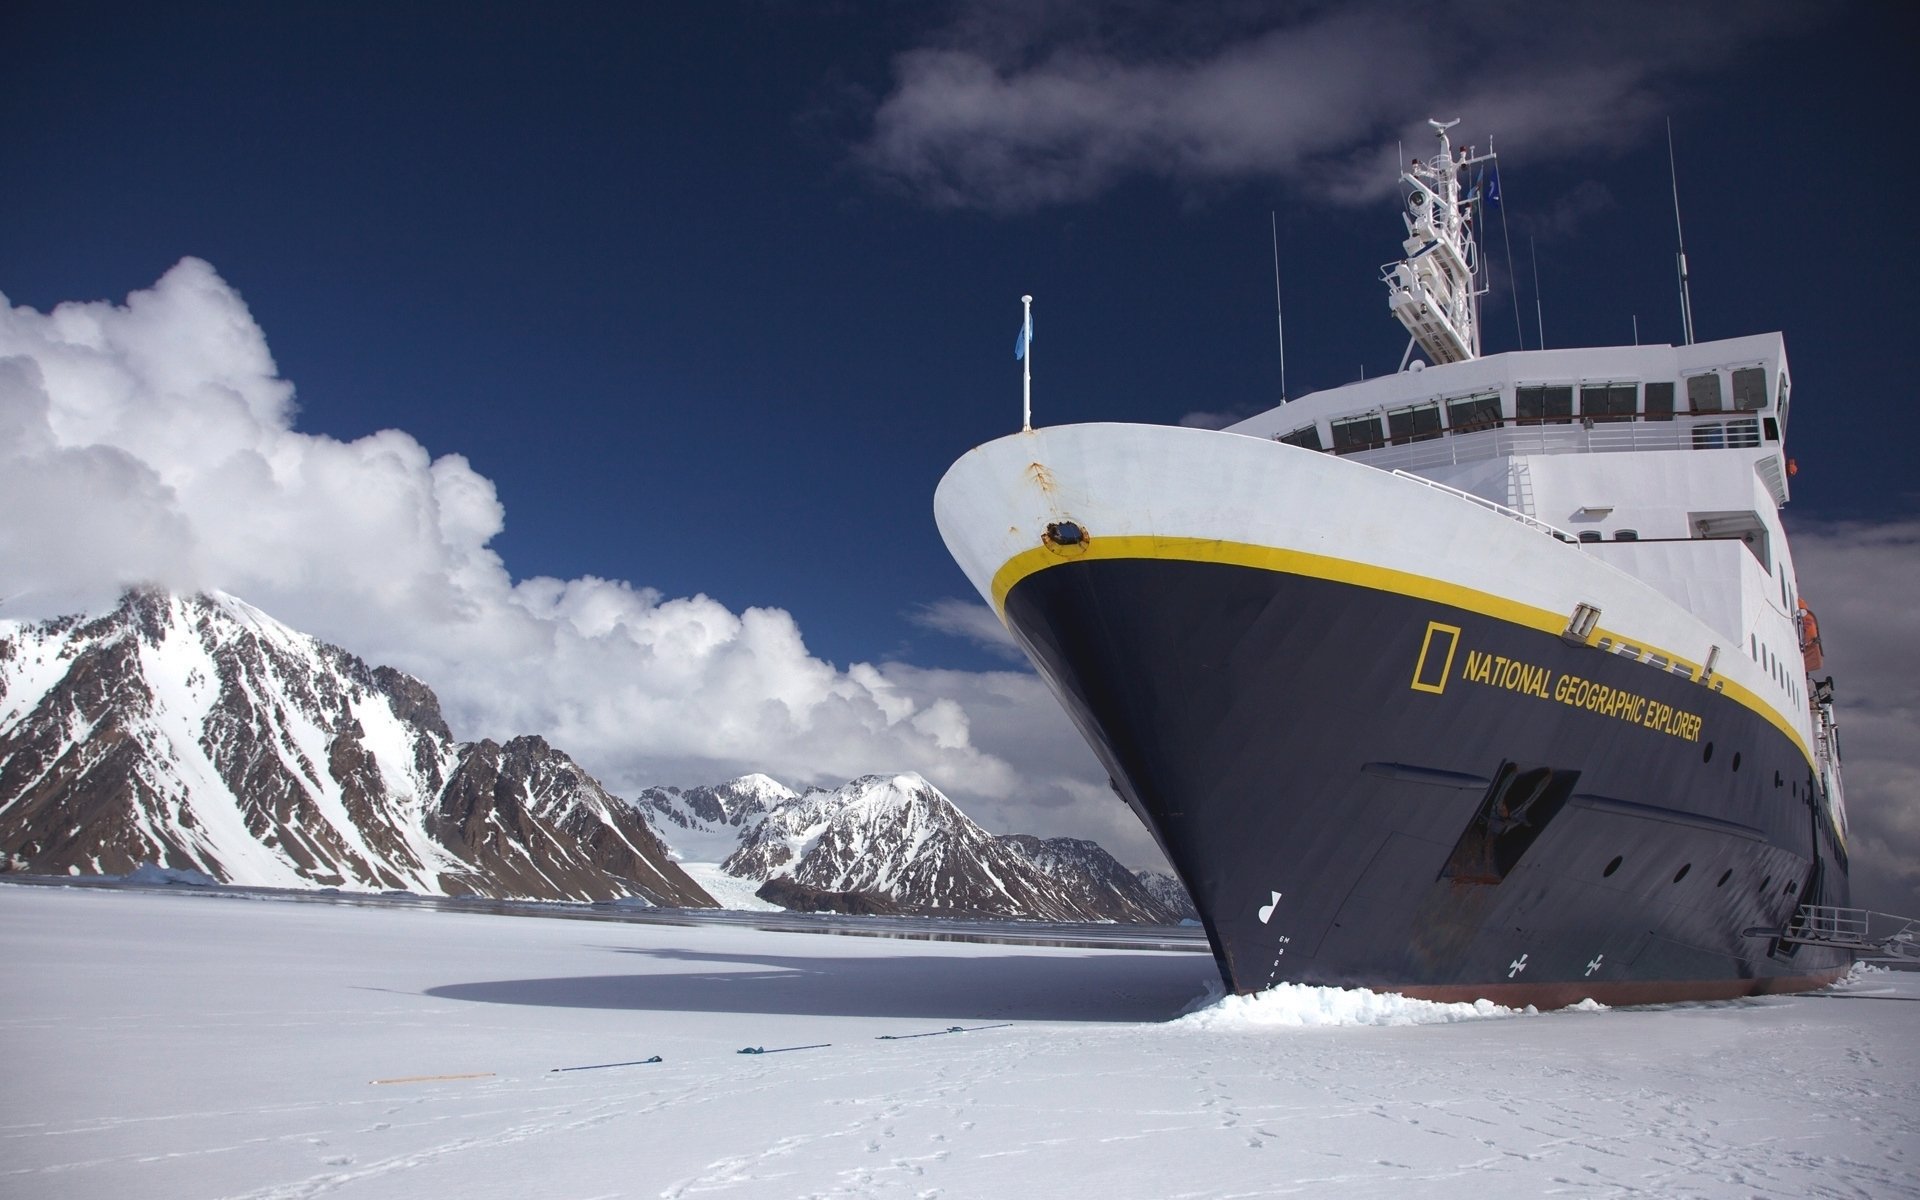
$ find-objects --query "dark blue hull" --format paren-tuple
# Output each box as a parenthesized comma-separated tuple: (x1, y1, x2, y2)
(1005, 556, 1850, 1006)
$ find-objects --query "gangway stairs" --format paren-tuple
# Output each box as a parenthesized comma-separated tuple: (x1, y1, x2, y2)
(1745, 905, 1920, 964)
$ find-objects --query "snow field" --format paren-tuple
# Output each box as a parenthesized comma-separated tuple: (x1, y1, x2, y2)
(2, 884, 1915, 1199)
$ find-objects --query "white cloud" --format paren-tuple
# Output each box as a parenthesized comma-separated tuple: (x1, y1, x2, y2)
(0, 261, 1127, 848)
(855, 1, 1811, 213)
(909, 596, 1024, 661)
(1787, 518, 1920, 916)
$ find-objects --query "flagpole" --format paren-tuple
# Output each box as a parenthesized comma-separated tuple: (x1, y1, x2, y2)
(1021, 294, 1033, 431)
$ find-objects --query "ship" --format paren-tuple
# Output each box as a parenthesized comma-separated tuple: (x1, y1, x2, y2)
(933, 121, 1851, 1007)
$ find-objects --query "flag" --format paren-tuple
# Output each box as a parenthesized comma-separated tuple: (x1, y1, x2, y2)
(1015, 309, 1032, 360)
(1486, 164, 1502, 208)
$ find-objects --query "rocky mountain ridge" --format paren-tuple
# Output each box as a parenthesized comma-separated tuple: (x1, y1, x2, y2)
(0, 589, 711, 906)
(699, 772, 1188, 923)
(2, 588, 1195, 923)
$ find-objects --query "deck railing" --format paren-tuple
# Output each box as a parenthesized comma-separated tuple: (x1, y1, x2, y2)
(1389, 470, 1574, 542)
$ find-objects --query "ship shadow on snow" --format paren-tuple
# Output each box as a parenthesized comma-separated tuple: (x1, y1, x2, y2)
(423, 945, 1216, 1023)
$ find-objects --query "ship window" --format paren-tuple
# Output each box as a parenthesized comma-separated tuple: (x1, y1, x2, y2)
(1278, 425, 1323, 451)
(1445, 392, 1502, 433)
(1614, 529, 1639, 541)
(1516, 385, 1573, 425)
(1580, 383, 1636, 422)
(1644, 381, 1676, 421)
(1649, 654, 1669, 670)
(1603, 855, 1623, 877)
(1732, 366, 1768, 411)
(1777, 372, 1791, 434)
(1578, 530, 1602, 543)
(1728, 418, 1761, 448)
(1717, 868, 1732, 887)
(1331, 414, 1386, 454)
(1750, 634, 1757, 659)
(1686, 373, 1724, 413)
(1673, 863, 1692, 883)
(1387, 402, 1443, 445)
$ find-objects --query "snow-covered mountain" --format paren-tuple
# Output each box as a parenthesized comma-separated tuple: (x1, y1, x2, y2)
(0, 589, 712, 906)
(1134, 869, 1200, 923)
(715, 772, 1188, 923)
(633, 774, 797, 862)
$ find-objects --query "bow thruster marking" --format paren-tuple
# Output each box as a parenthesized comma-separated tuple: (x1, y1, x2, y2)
(1507, 953, 1530, 978)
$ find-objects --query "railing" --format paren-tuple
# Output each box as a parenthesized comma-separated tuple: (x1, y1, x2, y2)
(1390, 469, 1574, 542)
(1772, 905, 1920, 962)
(1335, 414, 1765, 474)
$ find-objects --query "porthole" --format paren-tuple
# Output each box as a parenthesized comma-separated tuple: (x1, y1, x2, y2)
(1760, 874, 1772, 894)
(1673, 863, 1692, 883)
(1786, 881, 1798, 896)
(1774, 770, 1783, 788)
(1702, 741, 1714, 764)
(1716, 868, 1732, 887)
(1732, 752, 1741, 772)
(1603, 855, 1623, 878)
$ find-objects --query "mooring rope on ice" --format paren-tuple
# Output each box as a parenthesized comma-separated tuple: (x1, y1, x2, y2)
(737, 1043, 832, 1055)
(874, 1023, 1014, 1040)
(374, 1022, 1015, 1084)
(550, 1055, 665, 1073)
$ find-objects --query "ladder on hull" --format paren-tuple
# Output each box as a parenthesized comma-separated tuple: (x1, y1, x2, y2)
(1744, 905, 1920, 964)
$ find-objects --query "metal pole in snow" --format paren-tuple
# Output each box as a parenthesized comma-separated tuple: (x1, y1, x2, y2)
(1021, 295, 1033, 431)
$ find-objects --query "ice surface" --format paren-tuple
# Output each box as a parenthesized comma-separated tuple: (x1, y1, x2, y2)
(677, 862, 783, 912)
(3, 882, 1915, 1199)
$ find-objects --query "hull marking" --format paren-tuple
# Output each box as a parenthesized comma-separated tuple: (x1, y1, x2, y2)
(1410, 620, 1462, 693)
(1257, 891, 1282, 924)
(1585, 954, 1605, 977)
(1507, 953, 1530, 978)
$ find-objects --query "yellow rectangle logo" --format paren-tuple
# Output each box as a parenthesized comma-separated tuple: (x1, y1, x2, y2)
(1411, 621, 1461, 694)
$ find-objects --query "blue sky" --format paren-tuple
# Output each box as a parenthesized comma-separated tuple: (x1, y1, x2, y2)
(4, 1, 1917, 900)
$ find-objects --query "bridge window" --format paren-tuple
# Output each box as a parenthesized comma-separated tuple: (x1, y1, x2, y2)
(1732, 366, 1768, 411)
(1277, 425, 1323, 450)
(1644, 381, 1676, 421)
(1331, 414, 1386, 454)
(1580, 383, 1636, 422)
(1446, 393, 1502, 432)
(1686, 373, 1724, 413)
(1387, 402, 1442, 445)
(1516, 385, 1573, 425)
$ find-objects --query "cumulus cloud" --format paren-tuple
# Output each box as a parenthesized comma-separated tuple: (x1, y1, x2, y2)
(0, 261, 1138, 853)
(1788, 518, 1920, 916)
(909, 597, 1023, 661)
(854, 0, 1811, 213)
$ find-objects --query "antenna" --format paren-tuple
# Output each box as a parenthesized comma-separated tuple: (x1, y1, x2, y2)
(1632, 314, 1640, 345)
(1270, 211, 1288, 402)
(1667, 117, 1696, 345)
(1493, 153, 1523, 350)
(1529, 236, 1546, 350)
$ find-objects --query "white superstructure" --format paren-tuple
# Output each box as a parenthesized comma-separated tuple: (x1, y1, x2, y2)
(1213, 118, 1840, 836)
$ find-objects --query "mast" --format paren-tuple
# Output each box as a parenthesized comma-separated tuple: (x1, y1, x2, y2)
(1382, 119, 1495, 365)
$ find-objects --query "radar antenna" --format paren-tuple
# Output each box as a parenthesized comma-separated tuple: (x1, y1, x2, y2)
(1382, 119, 1496, 365)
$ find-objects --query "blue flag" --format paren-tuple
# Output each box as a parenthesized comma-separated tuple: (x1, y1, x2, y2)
(1486, 164, 1502, 208)
(1015, 310, 1032, 360)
